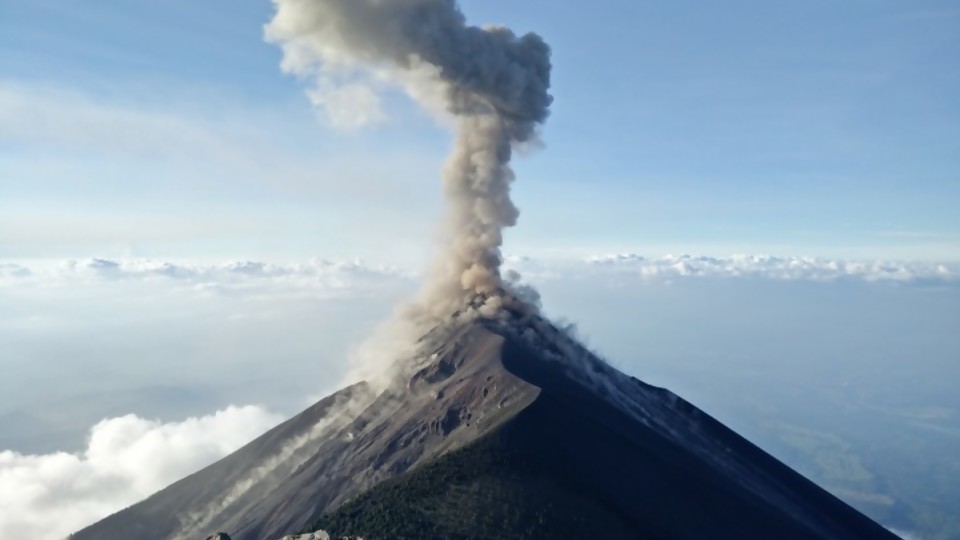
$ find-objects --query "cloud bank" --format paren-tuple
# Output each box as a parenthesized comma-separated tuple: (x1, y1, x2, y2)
(518, 253, 959, 285)
(2, 253, 956, 538)
(3, 254, 956, 288)
(0, 406, 282, 540)
(1, 257, 412, 294)
(0, 257, 416, 447)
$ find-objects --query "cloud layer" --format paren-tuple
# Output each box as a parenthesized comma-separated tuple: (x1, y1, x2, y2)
(0, 256, 417, 456)
(514, 253, 959, 285)
(1, 254, 955, 539)
(0, 406, 282, 540)
(1, 257, 413, 294)
(3, 254, 957, 288)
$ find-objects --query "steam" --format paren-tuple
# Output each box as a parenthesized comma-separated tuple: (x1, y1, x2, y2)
(265, 0, 552, 320)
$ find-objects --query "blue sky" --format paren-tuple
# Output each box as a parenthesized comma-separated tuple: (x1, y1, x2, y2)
(2, 0, 959, 262)
(2, 3, 960, 537)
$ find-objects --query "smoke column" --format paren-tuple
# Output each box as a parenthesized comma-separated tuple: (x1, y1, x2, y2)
(265, 0, 552, 319)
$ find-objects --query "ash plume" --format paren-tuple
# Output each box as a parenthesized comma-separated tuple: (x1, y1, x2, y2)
(178, 7, 554, 520)
(265, 0, 552, 321)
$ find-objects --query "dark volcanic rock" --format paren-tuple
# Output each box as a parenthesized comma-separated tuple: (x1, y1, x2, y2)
(73, 313, 899, 540)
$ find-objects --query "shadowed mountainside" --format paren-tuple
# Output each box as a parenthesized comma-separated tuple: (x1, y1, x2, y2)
(73, 310, 900, 540)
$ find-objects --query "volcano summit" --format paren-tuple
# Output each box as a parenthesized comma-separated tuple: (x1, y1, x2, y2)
(71, 1, 903, 538)
(74, 304, 898, 540)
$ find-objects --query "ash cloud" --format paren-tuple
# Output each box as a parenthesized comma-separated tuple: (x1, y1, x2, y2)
(265, 0, 552, 321)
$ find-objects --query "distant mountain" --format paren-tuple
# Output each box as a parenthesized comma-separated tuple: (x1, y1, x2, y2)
(73, 307, 899, 540)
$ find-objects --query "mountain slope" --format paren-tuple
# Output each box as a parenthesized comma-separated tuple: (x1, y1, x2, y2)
(308, 419, 650, 540)
(73, 311, 900, 540)
(306, 314, 899, 540)
(68, 382, 367, 540)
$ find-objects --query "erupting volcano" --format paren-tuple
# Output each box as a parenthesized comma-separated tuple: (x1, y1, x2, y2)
(74, 1, 900, 538)
(74, 306, 898, 539)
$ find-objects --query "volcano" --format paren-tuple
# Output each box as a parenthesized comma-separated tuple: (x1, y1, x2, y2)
(73, 308, 899, 540)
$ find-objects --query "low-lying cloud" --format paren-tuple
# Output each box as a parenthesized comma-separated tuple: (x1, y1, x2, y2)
(553, 253, 957, 285)
(3, 254, 957, 288)
(56, 257, 410, 286)
(0, 406, 282, 540)
(0, 257, 416, 455)
(2, 257, 414, 300)
(1, 254, 957, 539)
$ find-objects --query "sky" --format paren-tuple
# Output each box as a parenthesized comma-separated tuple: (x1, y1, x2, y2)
(2, 0, 959, 262)
(1, 1, 959, 539)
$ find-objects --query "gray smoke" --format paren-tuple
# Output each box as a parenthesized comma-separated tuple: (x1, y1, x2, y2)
(265, 0, 552, 320)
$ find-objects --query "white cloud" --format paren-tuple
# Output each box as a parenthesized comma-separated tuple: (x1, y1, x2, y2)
(0, 256, 416, 454)
(0, 82, 256, 165)
(0, 254, 955, 540)
(567, 253, 959, 285)
(306, 80, 387, 129)
(0, 80, 434, 189)
(2, 257, 414, 294)
(0, 81, 443, 259)
(0, 406, 283, 540)
(0, 263, 30, 278)
(6, 254, 955, 290)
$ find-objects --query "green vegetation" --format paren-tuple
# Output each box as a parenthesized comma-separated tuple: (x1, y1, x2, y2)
(303, 430, 654, 540)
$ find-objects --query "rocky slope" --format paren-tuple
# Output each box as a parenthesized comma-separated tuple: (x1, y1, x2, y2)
(73, 310, 900, 540)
